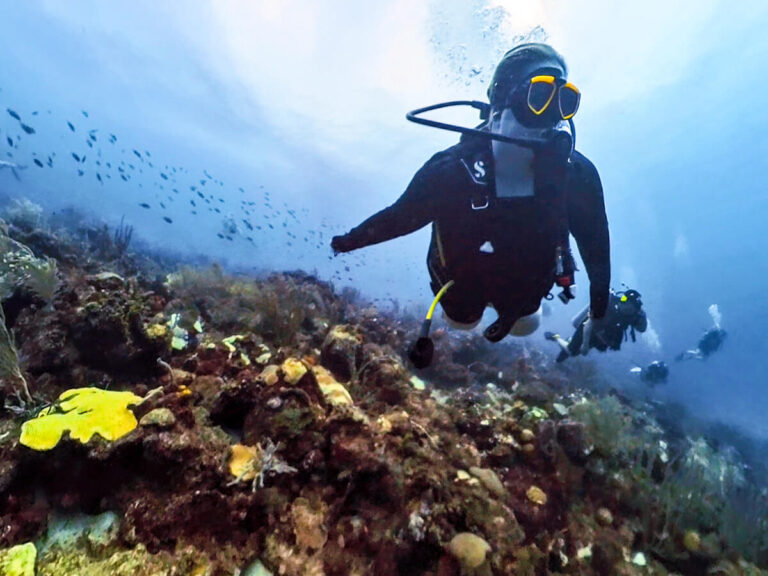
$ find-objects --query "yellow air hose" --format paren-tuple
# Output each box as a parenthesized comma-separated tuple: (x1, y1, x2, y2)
(425, 280, 455, 321)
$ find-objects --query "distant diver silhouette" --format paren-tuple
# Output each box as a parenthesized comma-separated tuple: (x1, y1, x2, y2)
(544, 288, 647, 362)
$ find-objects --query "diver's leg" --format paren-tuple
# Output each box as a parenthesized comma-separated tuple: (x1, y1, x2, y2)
(442, 312, 482, 330)
(429, 279, 485, 331)
(509, 306, 542, 336)
(545, 331, 571, 354)
(675, 348, 702, 361)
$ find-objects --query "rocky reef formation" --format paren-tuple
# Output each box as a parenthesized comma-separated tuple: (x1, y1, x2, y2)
(0, 203, 767, 576)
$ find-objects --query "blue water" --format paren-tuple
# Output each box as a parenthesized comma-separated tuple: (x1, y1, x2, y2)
(2, 0, 768, 439)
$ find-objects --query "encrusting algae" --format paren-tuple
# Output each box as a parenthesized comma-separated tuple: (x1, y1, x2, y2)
(19, 388, 142, 451)
(0, 206, 767, 575)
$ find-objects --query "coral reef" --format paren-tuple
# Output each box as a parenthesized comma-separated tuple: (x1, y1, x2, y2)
(0, 203, 766, 575)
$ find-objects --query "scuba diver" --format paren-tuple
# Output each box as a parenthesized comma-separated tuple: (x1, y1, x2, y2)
(331, 43, 610, 368)
(675, 304, 726, 361)
(544, 288, 647, 362)
(633, 360, 669, 386)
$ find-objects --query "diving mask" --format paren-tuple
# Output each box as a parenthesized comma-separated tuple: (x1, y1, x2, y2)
(506, 74, 580, 128)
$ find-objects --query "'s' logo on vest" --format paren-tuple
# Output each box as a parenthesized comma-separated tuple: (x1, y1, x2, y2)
(473, 160, 486, 180)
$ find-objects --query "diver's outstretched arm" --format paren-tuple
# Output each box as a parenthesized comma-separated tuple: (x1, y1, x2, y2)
(332, 152, 452, 253)
(567, 152, 610, 319)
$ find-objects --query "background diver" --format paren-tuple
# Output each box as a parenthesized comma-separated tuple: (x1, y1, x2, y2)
(331, 43, 611, 368)
(544, 288, 647, 362)
(629, 360, 669, 386)
(675, 304, 726, 361)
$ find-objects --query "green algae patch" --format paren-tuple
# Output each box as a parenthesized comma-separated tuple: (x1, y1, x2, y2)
(37, 543, 209, 576)
(0, 542, 36, 576)
(20, 388, 142, 451)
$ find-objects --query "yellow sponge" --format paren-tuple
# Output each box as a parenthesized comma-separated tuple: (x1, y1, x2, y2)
(0, 542, 36, 576)
(20, 388, 142, 451)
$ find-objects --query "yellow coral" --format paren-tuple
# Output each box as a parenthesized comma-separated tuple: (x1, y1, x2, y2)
(228, 444, 260, 481)
(260, 365, 280, 386)
(312, 366, 353, 405)
(20, 388, 142, 451)
(281, 358, 308, 385)
(145, 323, 168, 340)
(683, 530, 700, 552)
(526, 485, 547, 506)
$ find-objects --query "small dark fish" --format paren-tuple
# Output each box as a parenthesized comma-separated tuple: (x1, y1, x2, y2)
(214, 208, 221, 214)
(67, 121, 75, 132)
(190, 200, 196, 207)
(82, 110, 89, 118)
(160, 173, 168, 180)
(139, 203, 151, 209)
(86, 140, 93, 148)
(191, 210, 197, 215)
(133, 149, 141, 159)
(226, 236, 233, 241)
(96, 173, 102, 183)
(160, 202, 166, 209)
(121, 174, 128, 181)
(204, 169, 212, 179)
(33, 158, 44, 168)
(217, 233, 224, 239)
(145, 150, 151, 157)
(77, 169, 84, 176)
(72, 152, 81, 162)
(47, 156, 53, 167)
(20, 123, 35, 135)
(81, 155, 86, 163)
(109, 134, 117, 143)
(32, 111, 38, 116)
(163, 216, 173, 224)
(196, 191, 205, 199)
(239, 187, 245, 193)
(7, 137, 13, 147)
(89, 134, 97, 142)
(7, 109, 20, 120)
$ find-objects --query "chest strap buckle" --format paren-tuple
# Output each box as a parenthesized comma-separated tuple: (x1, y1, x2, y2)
(471, 193, 489, 210)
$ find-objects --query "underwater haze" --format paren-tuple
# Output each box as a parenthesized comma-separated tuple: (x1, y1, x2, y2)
(4, 1, 768, 574)
(2, 2, 768, 453)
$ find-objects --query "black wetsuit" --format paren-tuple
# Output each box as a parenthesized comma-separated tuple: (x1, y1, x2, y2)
(698, 327, 727, 357)
(561, 291, 647, 360)
(338, 134, 610, 329)
(641, 361, 669, 385)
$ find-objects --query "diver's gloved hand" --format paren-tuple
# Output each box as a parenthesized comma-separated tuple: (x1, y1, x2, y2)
(331, 234, 355, 255)
(579, 309, 610, 355)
